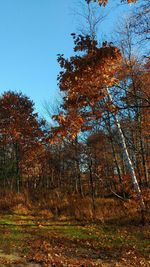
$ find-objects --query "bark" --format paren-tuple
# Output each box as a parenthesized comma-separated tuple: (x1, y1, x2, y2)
(138, 114, 149, 186)
(75, 137, 84, 197)
(106, 112, 126, 196)
(15, 142, 21, 193)
(106, 87, 146, 224)
(88, 158, 96, 218)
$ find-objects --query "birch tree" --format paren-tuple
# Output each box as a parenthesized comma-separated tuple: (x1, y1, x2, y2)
(52, 33, 146, 223)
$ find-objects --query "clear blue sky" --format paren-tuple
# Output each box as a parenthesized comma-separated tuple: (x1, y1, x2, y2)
(0, 0, 134, 118)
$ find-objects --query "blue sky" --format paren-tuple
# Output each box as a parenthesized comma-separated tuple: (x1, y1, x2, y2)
(0, 0, 134, 119)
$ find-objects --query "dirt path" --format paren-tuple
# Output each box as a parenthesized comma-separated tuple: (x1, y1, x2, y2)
(0, 249, 40, 266)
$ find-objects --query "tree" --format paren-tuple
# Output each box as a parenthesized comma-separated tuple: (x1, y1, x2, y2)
(0, 91, 44, 192)
(53, 34, 121, 138)
(53, 33, 146, 223)
(130, 0, 150, 42)
(73, 0, 108, 40)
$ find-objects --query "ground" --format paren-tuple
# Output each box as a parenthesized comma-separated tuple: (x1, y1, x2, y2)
(0, 214, 149, 266)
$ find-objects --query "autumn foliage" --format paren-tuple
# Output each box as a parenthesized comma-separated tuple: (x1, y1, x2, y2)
(0, 1, 150, 266)
(52, 34, 122, 140)
(0, 0, 149, 227)
(0, 91, 45, 190)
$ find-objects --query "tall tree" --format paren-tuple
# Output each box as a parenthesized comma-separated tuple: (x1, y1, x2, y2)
(0, 91, 44, 192)
(53, 34, 146, 223)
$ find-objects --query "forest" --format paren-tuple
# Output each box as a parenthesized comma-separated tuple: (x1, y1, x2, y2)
(0, 0, 149, 266)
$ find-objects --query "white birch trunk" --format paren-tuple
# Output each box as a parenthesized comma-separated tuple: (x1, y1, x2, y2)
(106, 88, 146, 218)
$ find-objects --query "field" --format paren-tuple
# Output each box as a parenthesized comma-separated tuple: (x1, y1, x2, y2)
(0, 213, 149, 267)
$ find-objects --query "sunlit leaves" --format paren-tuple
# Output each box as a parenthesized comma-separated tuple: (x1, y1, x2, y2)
(52, 34, 122, 141)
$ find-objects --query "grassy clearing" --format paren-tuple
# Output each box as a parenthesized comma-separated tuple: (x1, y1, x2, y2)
(0, 214, 149, 266)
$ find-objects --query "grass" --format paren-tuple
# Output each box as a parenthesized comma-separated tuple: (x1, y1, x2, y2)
(0, 214, 149, 266)
(61, 225, 98, 239)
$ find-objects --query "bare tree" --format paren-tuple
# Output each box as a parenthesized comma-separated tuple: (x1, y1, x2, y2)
(71, 0, 108, 39)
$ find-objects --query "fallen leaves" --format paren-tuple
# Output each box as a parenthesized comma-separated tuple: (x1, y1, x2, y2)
(0, 215, 149, 266)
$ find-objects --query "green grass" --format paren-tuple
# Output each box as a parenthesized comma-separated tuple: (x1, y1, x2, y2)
(0, 214, 149, 266)
(0, 215, 14, 225)
(61, 225, 98, 239)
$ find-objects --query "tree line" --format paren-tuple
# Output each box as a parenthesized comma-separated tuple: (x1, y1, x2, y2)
(0, 0, 149, 223)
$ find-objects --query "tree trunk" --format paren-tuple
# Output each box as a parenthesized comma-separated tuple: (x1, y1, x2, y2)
(106, 111, 126, 197)
(88, 159, 96, 218)
(106, 87, 146, 224)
